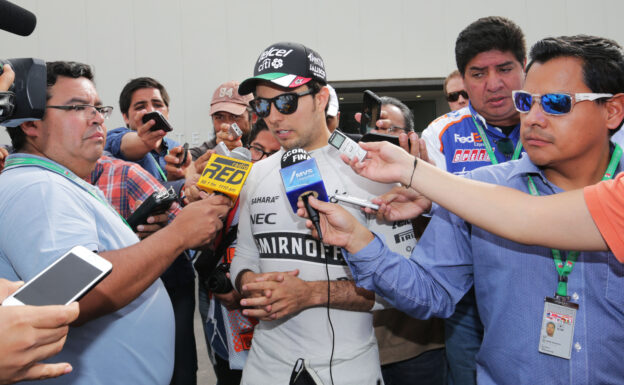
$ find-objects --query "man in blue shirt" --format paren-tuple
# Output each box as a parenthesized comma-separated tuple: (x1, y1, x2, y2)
(1, 61, 230, 384)
(301, 35, 624, 384)
(421, 17, 527, 385)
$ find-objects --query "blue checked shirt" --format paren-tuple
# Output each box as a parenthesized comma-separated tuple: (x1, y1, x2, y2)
(345, 154, 624, 384)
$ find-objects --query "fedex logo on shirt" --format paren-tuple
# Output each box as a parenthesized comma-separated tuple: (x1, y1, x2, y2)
(454, 133, 482, 144)
(452, 149, 490, 163)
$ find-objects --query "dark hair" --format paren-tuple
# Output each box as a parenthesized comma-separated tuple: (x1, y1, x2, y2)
(443, 70, 461, 95)
(527, 35, 624, 96)
(118, 77, 170, 117)
(455, 16, 526, 76)
(248, 118, 269, 144)
(528, 35, 624, 133)
(9, 61, 94, 151)
(380, 96, 414, 132)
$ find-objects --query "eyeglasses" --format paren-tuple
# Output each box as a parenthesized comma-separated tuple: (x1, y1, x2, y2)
(376, 125, 407, 135)
(46, 104, 114, 120)
(250, 89, 316, 118)
(512, 90, 613, 115)
(247, 144, 278, 161)
(446, 90, 468, 102)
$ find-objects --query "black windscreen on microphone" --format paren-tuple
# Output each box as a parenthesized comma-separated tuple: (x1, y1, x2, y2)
(0, 0, 37, 37)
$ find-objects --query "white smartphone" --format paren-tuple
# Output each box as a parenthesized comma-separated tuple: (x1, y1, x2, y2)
(331, 194, 380, 210)
(2, 246, 112, 306)
(328, 130, 367, 162)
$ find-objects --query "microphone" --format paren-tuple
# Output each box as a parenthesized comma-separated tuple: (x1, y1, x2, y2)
(279, 148, 328, 240)
(0, 0, 37, 36)
(197, 146, 253, 202)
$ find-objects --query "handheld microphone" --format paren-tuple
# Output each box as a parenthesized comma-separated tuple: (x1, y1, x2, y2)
(197, 146, 253, 202)
(279, 148, 327, 240)
(0, 0, 37, 36)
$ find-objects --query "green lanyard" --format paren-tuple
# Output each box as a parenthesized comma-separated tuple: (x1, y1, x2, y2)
(526, 144, 623, 297)
(149, 152, 168, 182)
(4, 156, 132, 229)
(471, 115, 523, 164)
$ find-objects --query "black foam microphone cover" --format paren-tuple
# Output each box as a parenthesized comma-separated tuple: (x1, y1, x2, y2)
(0, 0, 37, 37)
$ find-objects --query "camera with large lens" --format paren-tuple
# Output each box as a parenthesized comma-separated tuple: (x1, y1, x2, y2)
(0, 58, 46, 126)
(206, 262, 234, 294)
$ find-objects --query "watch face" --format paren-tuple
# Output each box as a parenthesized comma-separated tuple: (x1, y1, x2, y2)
(330, 132, 346, 148)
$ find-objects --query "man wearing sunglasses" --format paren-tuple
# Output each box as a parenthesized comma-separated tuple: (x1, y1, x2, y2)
(444, 70, 469, 111)
(418, 16, 527, 385)
(302, 35, 624, 384)
(229, 42, 417, 385)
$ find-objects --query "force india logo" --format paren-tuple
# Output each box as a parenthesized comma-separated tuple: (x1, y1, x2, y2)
(452, 149, 491, 163)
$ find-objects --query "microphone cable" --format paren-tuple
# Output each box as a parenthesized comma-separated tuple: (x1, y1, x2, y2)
(302, 192, 336, 385)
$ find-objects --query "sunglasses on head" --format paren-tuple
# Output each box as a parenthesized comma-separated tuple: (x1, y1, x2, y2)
(250, 89, 316, 118)
(446, 90, 468, 102)
(512, 90, 613, 115)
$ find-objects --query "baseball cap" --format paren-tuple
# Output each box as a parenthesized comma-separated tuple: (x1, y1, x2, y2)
(210, 81, 253, 116)
(238, 42, 327, 95)
(326, 84, 339, 117)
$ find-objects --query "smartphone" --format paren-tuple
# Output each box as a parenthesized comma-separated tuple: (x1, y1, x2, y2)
(360, 132, 400, 146)
(360, 90, 382, 134)
(229, 123, 243, 139)
(143, 111, 173, 132)
(1, 246, 112, 306)
(176, 142, 189, 168)
(126, 187, 177, 231)
(328, 130, 367, 162)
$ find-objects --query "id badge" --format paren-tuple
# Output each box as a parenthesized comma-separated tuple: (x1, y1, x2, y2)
(538, 296, 578, 359)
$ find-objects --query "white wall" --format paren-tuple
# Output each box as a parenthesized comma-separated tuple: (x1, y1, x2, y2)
(2, 0, 624, 146)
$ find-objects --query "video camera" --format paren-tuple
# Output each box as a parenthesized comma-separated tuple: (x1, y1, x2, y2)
(0, 58, 46, 127)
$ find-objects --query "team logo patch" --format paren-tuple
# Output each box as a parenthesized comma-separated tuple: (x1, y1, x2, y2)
(452, 149, 490, 163)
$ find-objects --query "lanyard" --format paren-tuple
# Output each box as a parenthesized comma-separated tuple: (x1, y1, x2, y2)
(526, 144, 622, 297)
(4, 156, 132, 229)
(471, 115, 523, 164)
(149, 152, 168, 182)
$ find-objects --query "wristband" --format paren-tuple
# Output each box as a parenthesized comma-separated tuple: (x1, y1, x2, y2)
(402, 156, 418, 189)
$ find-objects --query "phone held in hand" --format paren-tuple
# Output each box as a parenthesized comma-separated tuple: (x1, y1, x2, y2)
(177, 142, 189, 168)
(126, 187, 177, 231)
(360, 90, 382, 134)
(143, 111, 173, 132)
(1, 246, 113, 306)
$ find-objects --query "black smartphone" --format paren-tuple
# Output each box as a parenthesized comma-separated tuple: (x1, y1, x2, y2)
(177, 142, 189, 168)
(360, 90, 382, 134)
(126, 187, 177, 231)
(143, 111, 173, 132)
(360, 132, 400, 146)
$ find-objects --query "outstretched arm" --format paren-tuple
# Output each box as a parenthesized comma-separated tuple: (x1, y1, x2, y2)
(346, 140, 607, 253)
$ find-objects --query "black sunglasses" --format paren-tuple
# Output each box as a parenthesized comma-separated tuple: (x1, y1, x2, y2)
(446, 90, 469, 102)
(250, 89, 316, 118)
